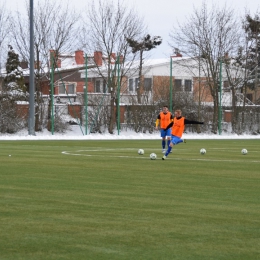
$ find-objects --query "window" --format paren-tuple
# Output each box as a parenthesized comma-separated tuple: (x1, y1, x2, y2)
(95, 80, 101, 93)
(67, 84, 75, 94)
(102, 80, 107, 93)
(128, 78, 139, 92)
(135, 78, 139, 91)
(184, 80, 192, 92)
(59, 83, 66, 94)
(174, 79, 182, 91)
(95, 79, 107, 93)
(129, 78, 134, 92)
(144, 78, 152, 91)
(58, 82, 75, 94)
(223, 81, 230, 92)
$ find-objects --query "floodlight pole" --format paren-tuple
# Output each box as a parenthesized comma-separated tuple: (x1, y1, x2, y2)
(170, 57, 173, 113)
(50, 54, 54, 135)
(117, 55, 120, 135)
(28, 0, 35, 135)
(218, 59, 222, 135)
(84, 53, 88, 135)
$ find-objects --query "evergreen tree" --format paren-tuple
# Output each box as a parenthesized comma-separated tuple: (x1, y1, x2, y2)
(126, 34, 162, 103)
(3, 45, 26, 93)
(0, 45, 27, 133)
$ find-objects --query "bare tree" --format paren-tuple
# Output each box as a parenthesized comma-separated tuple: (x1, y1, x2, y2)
(81, 0, 145, 134)
(169, 2, 240, 133)
(0, 3, 11, 73)
(226, 12, 260, 134)
(244, 14, 260, 92)
(10, 0, 80, 131)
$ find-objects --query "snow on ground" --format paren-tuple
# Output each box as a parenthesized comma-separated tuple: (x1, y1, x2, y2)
(0, 125, 260, 140)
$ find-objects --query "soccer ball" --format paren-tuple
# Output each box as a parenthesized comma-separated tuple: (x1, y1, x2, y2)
(200, 148, 206, 155)
(138, 149, 144, 155)
(150, 153, 157, 160)
(241, 148, 248, 155)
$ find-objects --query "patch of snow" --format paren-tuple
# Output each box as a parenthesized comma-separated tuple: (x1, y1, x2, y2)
(15, 101, 29, 104)
(0, 125, 259, 140)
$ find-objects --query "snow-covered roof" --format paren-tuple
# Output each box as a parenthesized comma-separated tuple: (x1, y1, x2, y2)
(81, 56, 193, 78)
(0, 51, 96, 77)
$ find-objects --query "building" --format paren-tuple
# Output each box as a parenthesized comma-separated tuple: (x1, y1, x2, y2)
(1, 49, 260, 127)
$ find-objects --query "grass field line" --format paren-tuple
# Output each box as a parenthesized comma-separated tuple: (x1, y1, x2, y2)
(61, 149, 260, 163)
(61, 146, 259, 152)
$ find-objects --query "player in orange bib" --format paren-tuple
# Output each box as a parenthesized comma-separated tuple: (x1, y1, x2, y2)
(162, 109, 203, 160)
(155, 106, 173, 153)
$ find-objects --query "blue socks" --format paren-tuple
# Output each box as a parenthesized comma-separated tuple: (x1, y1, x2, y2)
(162, 140, 166, 149)
(165, 146, 172, 156)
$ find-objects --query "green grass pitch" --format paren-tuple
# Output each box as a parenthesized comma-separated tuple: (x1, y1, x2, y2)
(0, 139, 259, 260)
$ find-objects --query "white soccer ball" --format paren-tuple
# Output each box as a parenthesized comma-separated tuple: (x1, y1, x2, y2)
(200, 148, 206, 155)
(241, 148, 248, 155)
(150, 153, 157, 160)
(138, 149, 144, 155)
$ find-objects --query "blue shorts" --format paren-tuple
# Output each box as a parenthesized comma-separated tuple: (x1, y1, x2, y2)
(171, 135, 183, 145)
(160, 129, 171, 138)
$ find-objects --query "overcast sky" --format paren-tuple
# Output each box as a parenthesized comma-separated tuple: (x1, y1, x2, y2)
(2, 0, 260, 59)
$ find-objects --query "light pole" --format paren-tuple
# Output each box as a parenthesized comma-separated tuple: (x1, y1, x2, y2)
(50, 54, 54, 135)
(84, 53, 88, 135)
(117, 55, 120, 135)
(218, 59, 222, 135)
(28, 0, 35, 135)
(169, 56, 173, 113)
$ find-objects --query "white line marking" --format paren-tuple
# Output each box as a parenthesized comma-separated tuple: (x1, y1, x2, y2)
(61, 149, 260, 163)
